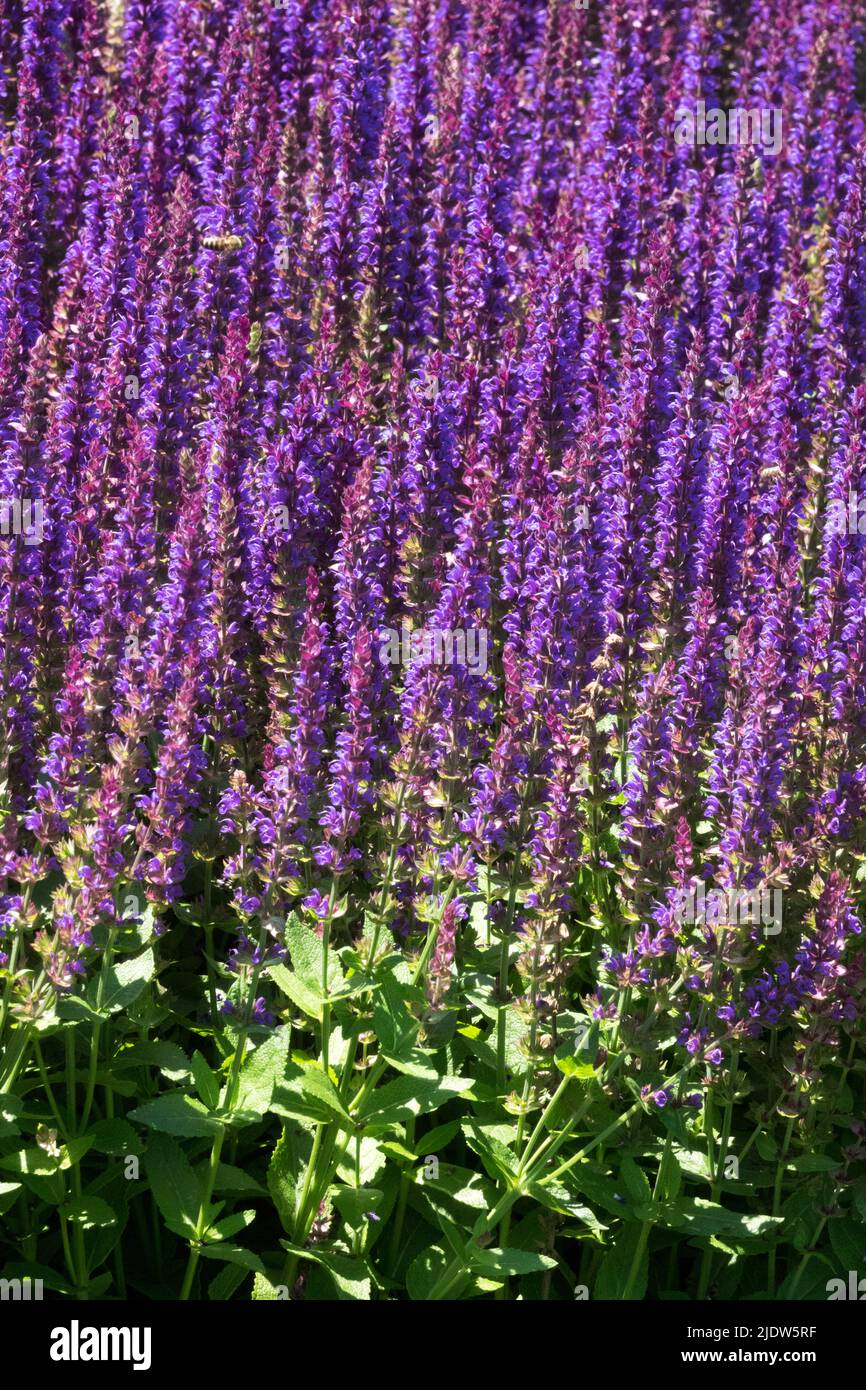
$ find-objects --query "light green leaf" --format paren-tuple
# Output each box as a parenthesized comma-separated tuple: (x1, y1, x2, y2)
(371, 977, 418, 1058)
(620, 1157, 652, 1205)
(113, 1040, 191, 1080)
(129, 1092, 220, 1138)
(406, 1244, 458, 1300)
(300, 1067, 353, 1127)
(199, 1243, 266, 1274)
(252, 1272, 290, 1300)
(331, 1186, 384, 1229)
(286, 916, 343, 992)
(88, 947, 154, 1015)
(461, 1123, 518, 1183)
(191, 1051, 221, 1110)
(214, 1163, 267, 1197)
(145, 1133, 205, 1240)
(267, 1126, 301, 1234)
(279, 1241, 370, 1300)
(671, 1198, 783, 1238)
(206, 1208, 256, 1242)
(269, 963, 322, 1020)
(235, 1026, 290, 1117)
(469, 1246, 557, 1277)
(361, 1072, 473, 1123)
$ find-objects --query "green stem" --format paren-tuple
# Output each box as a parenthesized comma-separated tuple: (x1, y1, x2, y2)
(697, 1048, 738, 1299)
(0, 1026, 31, 1094)
(622, 1136, 670, 1301)
(70, 1160, 88, 1295)
(387, 1115, 416, 1272)
(786, 1215, 828, 1300)
(65, 1029, 76, 1130)
(520, 1074, 571, 1168)
(59, 1213, 77, 1285)
(203, 862, 219, 1023)
(33, 1039, 66, 1133)
(320, 878, 341, 1076)
(80, 924, 118, 1133)
(179, 931, 269, 1300)
(281, 888, 461, 1294)
(768, 1116, 794, 1297)
(179, 1128, 225, 1301)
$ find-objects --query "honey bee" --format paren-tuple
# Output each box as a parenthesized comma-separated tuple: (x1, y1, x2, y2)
(201, 234, 243, 253)
(36, 1124, 61, 1159)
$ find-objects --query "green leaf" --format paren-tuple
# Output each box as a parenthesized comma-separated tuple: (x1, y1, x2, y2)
(252, 1272, 290, 1300)
(206, 1208, 256, 1241)
(0, 1148, 59, 1176)
(378, 1140, 417, 1163)
(458, 1003, 528, 1079)
(269, 963, 322, 1020)
(418, 1166, 496, 1234)
(406, 1244, 461, 1300)
(462, 1123, 518, 1183)
(620, 1156, 652, 1206)
(279, 1241, 371, 1300)
(56, 994, 104, 1024)
(656, 1145, 682, 1204)
(416, 1120, 460, 1155)
(130, 1092, 220, 1138)
(267, 1126, 301, 1234)
(470, 1246, 557, 1277)
(0, 1098, 21, 1139)
(88, 947, 154, 1015)
(112, 902, 157, 951)
(214, 1163, 267, 1197)
(778, 1254, 836, 1300)
(670, 1198, 783, 1238)
(113, 1041, 191, 1080)
(554, 1056, 595, 1080)
(145, 1133, 204, 1240)
(191, 1051, 221, 1110)
(299, 1067, 353, 1127)
(331, 1186, 384, 1229)
(199, 1243, 266, 1275)
(60, 1136, 94, 1168)
(88, 1119, 140, 1157)
(596, 1224, 648, 1299)
(60, 1196, 116, 1229)
(361, 1072, 473, 1124)
(371, 977, 417, 1058)
(286, 915, 343, 992)
(526, 1180, 608, 1236)
(554, 1021, 599, 1079)
(0, 1182, 22, 1215)
(209, 1263, 250, 1301)
(0, 1262, 74, 1296)
(754, 1131, 778, 1161)
(828, 1218, 865, 1272)
(566, 1165, 640, 1220)
(235, 1026, 290, 1117)
(787, 1155, 841, 1174)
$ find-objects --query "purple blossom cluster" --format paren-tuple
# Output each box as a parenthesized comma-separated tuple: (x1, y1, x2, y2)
(0, 0, 865, 1122)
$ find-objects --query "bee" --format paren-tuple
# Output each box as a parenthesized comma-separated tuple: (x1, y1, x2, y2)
(36, 1125, 61, 1159)
(201, 233, 243, 253)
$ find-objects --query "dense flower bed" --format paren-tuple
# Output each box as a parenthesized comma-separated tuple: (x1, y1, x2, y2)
(1, 0, 865, 1302)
